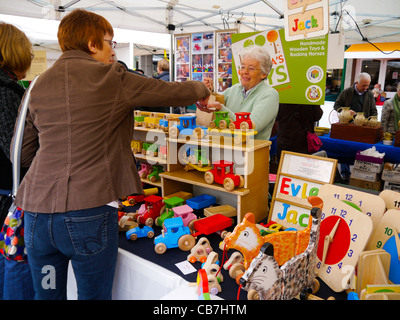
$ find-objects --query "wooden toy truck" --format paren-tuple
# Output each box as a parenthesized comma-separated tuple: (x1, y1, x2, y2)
(132, 195, 164, 227)
(204, 160, 244, 191)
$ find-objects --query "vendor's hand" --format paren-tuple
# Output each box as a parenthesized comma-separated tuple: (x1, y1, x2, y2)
(196, 97, 223, 113)
(203, 77, 214, 92)
(349, 110, 356, 116)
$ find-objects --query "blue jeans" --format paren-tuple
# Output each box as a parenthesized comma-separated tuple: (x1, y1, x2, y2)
(0, 256, 35, 300)
(24, 205, 118, 300)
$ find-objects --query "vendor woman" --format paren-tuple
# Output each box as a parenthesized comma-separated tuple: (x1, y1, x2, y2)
(197, 45, 279, 141)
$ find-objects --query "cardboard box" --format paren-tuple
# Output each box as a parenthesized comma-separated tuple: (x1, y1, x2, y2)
(351, 168, 379, 182)
(350, 177, 383, 191)
(330, 123, 383, 144)
(382, 169, 400, 183)
(383, 181, 400, 192)
(353, 160, 383, 173)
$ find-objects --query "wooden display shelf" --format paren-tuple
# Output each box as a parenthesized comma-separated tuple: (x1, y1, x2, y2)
(330, 123, 383, 144)
(134, 153, 167, 165)
(162, 138, 271, 222)
(395, 130, 400, 147)
(160, 170, 250, 196)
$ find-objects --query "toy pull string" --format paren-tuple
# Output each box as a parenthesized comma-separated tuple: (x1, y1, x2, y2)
(216, 243, 227, 277)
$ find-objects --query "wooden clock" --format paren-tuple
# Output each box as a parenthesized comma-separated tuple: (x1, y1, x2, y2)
(367, 209, 400, 284)
(315, 196, 373, 292)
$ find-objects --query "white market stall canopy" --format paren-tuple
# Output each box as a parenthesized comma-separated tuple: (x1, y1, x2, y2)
(1, 0, 400, 50)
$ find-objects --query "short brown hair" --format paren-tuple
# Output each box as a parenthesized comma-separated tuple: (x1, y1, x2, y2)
(58, 9, 114, 54)
(157, 58, 169, 72)
(0, 23, 32, 73)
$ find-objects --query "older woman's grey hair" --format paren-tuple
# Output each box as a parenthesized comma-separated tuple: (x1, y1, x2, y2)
(242, 46, 272, 75)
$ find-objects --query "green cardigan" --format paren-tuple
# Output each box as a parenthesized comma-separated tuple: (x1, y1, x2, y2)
(221, 81, 279, 141)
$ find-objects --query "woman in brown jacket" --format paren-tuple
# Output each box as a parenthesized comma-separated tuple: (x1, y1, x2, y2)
(13, 9, 212, 300)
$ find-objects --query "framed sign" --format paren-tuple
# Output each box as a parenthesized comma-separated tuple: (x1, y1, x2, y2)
(268, 151, 337, 230)
(284, 0, 329, 42)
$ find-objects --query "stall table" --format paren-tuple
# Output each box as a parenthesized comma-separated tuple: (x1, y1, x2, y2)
(319, 133, 400, 165)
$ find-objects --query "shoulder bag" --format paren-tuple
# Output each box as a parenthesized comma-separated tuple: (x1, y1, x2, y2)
(0, 76, 39, 262)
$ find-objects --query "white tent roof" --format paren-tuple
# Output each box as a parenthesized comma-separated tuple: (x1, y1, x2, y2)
(1, 0, 400, 51)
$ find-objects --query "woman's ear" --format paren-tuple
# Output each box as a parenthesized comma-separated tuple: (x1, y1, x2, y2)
(88, 39, 97, 54)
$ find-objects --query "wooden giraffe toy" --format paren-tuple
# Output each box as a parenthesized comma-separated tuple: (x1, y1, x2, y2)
(224, 197, 322, 269)
(239, 206, 323, 300)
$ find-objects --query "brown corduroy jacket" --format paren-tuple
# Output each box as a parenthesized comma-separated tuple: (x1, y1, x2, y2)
(12, 50, 209, 213)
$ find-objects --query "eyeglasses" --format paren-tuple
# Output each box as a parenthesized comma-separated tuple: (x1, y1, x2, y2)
(239, 66, 260, 73)
(104, 39, 117, 49)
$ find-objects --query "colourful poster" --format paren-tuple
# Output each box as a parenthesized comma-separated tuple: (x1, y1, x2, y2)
(231, 29, 328, 105)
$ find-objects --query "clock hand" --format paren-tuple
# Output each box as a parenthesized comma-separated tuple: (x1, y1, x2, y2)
(321, 219, 341, 265)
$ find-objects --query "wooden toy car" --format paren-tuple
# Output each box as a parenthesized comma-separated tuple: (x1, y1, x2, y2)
(123, 188, 159, 206)
(131, 140, 143, 154)
(143, 112, 160, 128)
(209, 111, 231, 130)
(145, 143, 159, 157)
(134, 110, 145, 127)
(126, 225, 154, 241)
(148, 164, 164, 182)
(133, 195, 164, 227)
(173, 204, 197, 228)
(159, 145, 167, 160)
(138, 162, 152, 179)
(228, 112, 256, 130)
(169, 115, 207, 139)
(188, 148, 209, 167)
(118, 212, 139, 232)
(155, 196, 185, 227)
(154, 217, 196, 254)
(204, 160, 244, 191)
(187, 237, 213, 263)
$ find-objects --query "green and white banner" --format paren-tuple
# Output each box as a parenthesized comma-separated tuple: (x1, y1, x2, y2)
(231, 29, 328, 105)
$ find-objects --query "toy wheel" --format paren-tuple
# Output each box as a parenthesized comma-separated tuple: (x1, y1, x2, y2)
(155, 217, 161, 227)
(178, 234, 196, 251)
(247, 289, 260, 300)
(234, 135, 243, 145)
(240, 122, 249, 130)
(130, 234, 138, 241)
(251, 121, 256, 129)
(132, 148, 138, 154)
(128, 198, 136, 205)
(147, 231, 154, 238)
(229, 263, 245, 279)
(219, 120, 227, 130)
(193, 127, 204, 139)
(209, 121, 216, 129)
(223, 177, 235, 191)
(149, 123, 155, 129)
(149, 175, 156, 182)
(238, 175, 245, 188)
(155, 243, 167, 254)
(210, 287, 219, 295)
(134, 121, 138, 127)
(228, 123, 235, 131)
(204, 171, 214, 184)
(198, 160, 204, 168)
(200, 256, 207, 263)
(169, 126, 179, 138)
(189, 256, 197, 263)
(140, 173, 147, 179)
(145, 218, 154, 227)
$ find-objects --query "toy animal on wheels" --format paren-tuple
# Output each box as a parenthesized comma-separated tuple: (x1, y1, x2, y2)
(238, 207, 322, 300)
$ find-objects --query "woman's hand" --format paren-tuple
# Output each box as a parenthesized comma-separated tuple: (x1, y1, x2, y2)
(196, 95, 223, 113)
